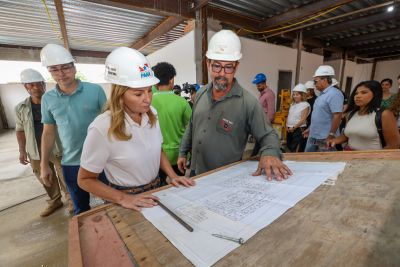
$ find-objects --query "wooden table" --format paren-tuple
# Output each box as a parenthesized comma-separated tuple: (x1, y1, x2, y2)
(69, 150, 400, 267)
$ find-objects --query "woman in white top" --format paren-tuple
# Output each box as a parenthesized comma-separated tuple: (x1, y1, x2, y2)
(286, 84, 310, 152)
(328, 80, 399, 150)
(78, 47, 194, 211)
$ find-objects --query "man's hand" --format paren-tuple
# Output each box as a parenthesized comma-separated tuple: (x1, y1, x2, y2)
(252, 156, 292, 181)
(40, 164, 53, 187)
(19, 151, 30, 165)
(177, 157, 187, 174)
(170, 176, 196, 187)
(118, 194, 159, 211)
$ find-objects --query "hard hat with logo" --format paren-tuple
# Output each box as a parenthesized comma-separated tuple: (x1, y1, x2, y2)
(252, 73, 267, 84)
(332, 78, 339, 87)
(40, 44, 75, 67)
(206, 30, 242, 61)
(20, 69, 45, 83)
(104, 47, 159, 88)
(313, 65, 335, 77)
(304, 81, 315, 90)
(292, 83, 307, 93)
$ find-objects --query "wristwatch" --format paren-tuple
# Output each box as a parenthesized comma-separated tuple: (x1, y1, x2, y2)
(328, 132, 335, 137)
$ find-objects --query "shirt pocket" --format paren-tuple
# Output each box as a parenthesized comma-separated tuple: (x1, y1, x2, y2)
(216, 113, 235, 136)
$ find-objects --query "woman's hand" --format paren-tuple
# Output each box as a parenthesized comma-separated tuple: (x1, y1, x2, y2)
(170, 176, 196, 187)
(118, 194, 159, 211)
(326, 139, 337, 148)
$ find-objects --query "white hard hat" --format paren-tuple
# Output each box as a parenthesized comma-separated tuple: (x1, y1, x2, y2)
(20, 69, 45, 83)
(304, 81, 315, 89)
(104, 47, 159, 88)
(292, 83, 307, 93)
(206, 30, 242, 61)
(313, 65, 335, 77)
(40, 44, 75, 67)
(332, 78, 339, 87)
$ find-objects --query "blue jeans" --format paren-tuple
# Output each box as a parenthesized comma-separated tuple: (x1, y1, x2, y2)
(305, 137, 336, 152)
(61, 165, 107, 215)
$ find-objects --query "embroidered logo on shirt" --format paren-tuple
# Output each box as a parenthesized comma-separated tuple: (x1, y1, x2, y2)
(218, 118, 234, 133)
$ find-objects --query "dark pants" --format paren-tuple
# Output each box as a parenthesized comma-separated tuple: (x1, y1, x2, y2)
(286, 128, 307, 152)
(62, 165, 107, 215)
(159, 165, 182, 186)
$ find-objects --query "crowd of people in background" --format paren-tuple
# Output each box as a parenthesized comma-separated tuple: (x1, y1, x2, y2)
(14, 29, 399, 217)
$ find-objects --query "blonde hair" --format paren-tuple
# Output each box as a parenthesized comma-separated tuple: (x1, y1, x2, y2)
(105, 84, 156, 141)
(291, 91, 308, 103)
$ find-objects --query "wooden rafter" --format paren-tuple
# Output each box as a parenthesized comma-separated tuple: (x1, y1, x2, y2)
(131, 16, 184, 51)
(54, 0, 70, 50)
(259, 0, 357, 29)
(189, 0, 211, 11)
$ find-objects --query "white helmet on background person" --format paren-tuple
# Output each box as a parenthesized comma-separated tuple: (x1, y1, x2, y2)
(104, 47, 159, 88)
(292, 83, 307, 93)
(332, 78, 339, 87)
(40, 44, 75, 67)
(305, 81, 315, 90)
(313, 65, 335, 77)
(206, 30, 242, 61)
(20, 69, 45, 83)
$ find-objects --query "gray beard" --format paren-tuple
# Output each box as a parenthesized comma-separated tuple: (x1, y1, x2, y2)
(213, 76, 228, 91)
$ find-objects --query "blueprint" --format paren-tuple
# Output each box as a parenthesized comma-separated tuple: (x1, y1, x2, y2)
(142, 160, 346, 266)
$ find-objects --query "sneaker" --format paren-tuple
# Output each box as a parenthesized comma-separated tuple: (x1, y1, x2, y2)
(40, 201, 63, 217)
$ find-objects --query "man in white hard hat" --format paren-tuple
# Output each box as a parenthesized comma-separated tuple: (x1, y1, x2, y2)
(15, 69, 72, 216)
(178, 30, 291, 180)
(303, 65, 344, 152)
(39, 44, 107, 215)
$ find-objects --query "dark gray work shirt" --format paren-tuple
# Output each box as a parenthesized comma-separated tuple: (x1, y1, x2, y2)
(179, 79, 281, 175)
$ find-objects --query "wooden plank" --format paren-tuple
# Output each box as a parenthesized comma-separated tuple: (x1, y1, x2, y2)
(78, 210, 134, 267)
(68, 216, 83, 267)
(54, 0, 70, 50)
(131, 16, 183, 51)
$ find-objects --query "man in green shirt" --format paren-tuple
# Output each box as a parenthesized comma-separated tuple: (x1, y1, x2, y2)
(178, 30, 292, 180)
(151, 62, 192, 185)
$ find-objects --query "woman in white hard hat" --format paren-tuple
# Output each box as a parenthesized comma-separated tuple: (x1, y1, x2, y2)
(78, 47, 195, 211)
(286, 84, 311, 152)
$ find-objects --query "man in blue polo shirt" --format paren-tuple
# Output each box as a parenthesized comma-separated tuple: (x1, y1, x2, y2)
(39, 44, 107, 214)
(304, 65, 343, 152)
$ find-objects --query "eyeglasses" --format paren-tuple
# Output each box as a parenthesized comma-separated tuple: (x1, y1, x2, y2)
(211, 63, 236, 74)
(48, 64, 74, 75)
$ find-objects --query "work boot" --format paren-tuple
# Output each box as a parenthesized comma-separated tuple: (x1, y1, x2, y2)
(40, 201, 63, 217)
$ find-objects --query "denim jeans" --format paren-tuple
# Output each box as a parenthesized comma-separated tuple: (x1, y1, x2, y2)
(304, 137, 336, 152)
(61, 165, 107, 215)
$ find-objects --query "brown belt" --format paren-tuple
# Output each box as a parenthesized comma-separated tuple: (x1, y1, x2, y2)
(113, 177, 161, 194)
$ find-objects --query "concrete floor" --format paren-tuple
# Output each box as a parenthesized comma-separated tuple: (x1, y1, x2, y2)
(0, 130, 70, 267)
(0, 130, 106, 266)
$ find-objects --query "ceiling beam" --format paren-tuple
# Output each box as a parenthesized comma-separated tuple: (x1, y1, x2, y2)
(189, 0, 211, 11)
(54, 0, 70, 50)
(352, 40, 400, 52)
(259, 0, 357, 29)
(81, 0, 194, 19)
(304, 10, 399, 38)
(329, 27, 400, 47)
(359, 49, 400, 59)
(0, 44, 109, 58)
(131, 16, 183, 50)
(277, 32, 343, 53)
(208, 6, 260, 31)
